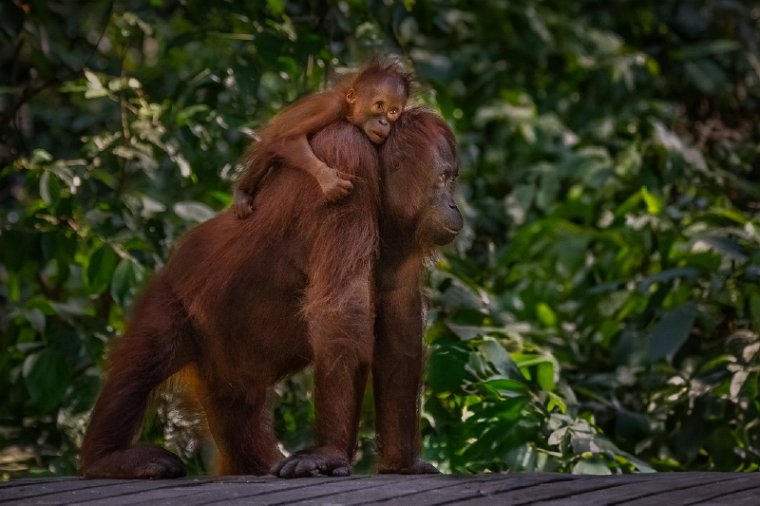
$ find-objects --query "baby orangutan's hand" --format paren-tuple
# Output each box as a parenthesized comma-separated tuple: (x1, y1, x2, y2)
(317, 165, 353, 203)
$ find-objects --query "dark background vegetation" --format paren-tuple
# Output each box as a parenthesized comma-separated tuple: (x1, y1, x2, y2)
(1, 0, 759, 478)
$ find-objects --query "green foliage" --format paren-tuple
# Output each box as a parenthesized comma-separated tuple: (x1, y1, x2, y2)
(1, 0, 759, 478)
(411, 0, 760, 474)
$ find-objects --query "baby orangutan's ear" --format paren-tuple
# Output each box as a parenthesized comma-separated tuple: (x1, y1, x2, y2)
(345, 88, 357, 104)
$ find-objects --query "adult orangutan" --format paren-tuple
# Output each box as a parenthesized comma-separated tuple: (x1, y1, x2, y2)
(79, 109, 462, 479)
(233, 60, 411, 218)
(271, 109, 462, 477)
(372, 108, 462, 475)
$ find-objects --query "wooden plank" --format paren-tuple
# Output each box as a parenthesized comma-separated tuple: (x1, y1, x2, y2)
(112, 475, 371, 506)
(56, 479, 217, 506)
(528, 472, 737, 505)
(0, 479, 126, 502)
(192, 475, 408, 506)
(2, 472, 760, 505)
(347, 473, 578, 506)
(69, 479, 268, 505)
(258, 474, 555, 506)
(696, 485, 760, 506)
(612, 475, 760, 506)
(0, 477, 80, 489)
(278, 474, 491, 506)
(0, 478, 212, 505)
(96, 474, 561, 506)
(450, 474, 658, 505)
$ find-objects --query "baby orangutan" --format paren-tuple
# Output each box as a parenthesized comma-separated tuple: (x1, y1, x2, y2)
(233, 60, 412, 218)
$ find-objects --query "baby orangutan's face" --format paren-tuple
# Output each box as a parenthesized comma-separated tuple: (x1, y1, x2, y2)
(346, 77, 408, 145)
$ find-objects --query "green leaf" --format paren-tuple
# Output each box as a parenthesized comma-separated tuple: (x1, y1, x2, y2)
(479, 339, 519, 377)
(684, 59, 729, 95)
(23, 349, 71, 412)
(536, 171, 560, 211)
(39, 170, 52, 204)
(427, 345, 469, 392)
(548, 426, 568, 446)
(266, 0, 285, 15)
(24, 308, 46, 334)
(640, 187, 663, 214)
(86, 245, 118, 293)
(750, 292, 760, 329)
(613, 191, 643, 218)
(536, 302, 557, 327)
(84, 69, 109, 99)
(693, 235, 747, 261)
(111, 257, 146, 307)
(176, 104, 210, 125)
(174, 201, 216, 223)
(494, 397, 529, 422)
(484, 378, 528, 395)
(552, 234, 589, 272)
(68, 370, 102, 414)
(638, 267, 700, 293)
(546, 391, 567, 413)
(504, 184, 535, 225)
(730, 370, 749, 401)
(675, 40, 740, 59)
(647, 302, 698, 362)
(536, 361, 556, 391)
(447, 324, 485, 341)
(572, 458, 613, 475)
(511, 353, 557, 390)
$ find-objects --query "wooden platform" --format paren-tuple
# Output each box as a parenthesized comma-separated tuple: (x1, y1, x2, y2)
(2, 472, 759, 505)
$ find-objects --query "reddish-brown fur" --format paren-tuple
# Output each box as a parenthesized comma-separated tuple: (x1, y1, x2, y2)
(79, 109, 461, 479)
(80, 120, 381, 478)
(373, 109, 461, 474)
(233, 61, 412, 217)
